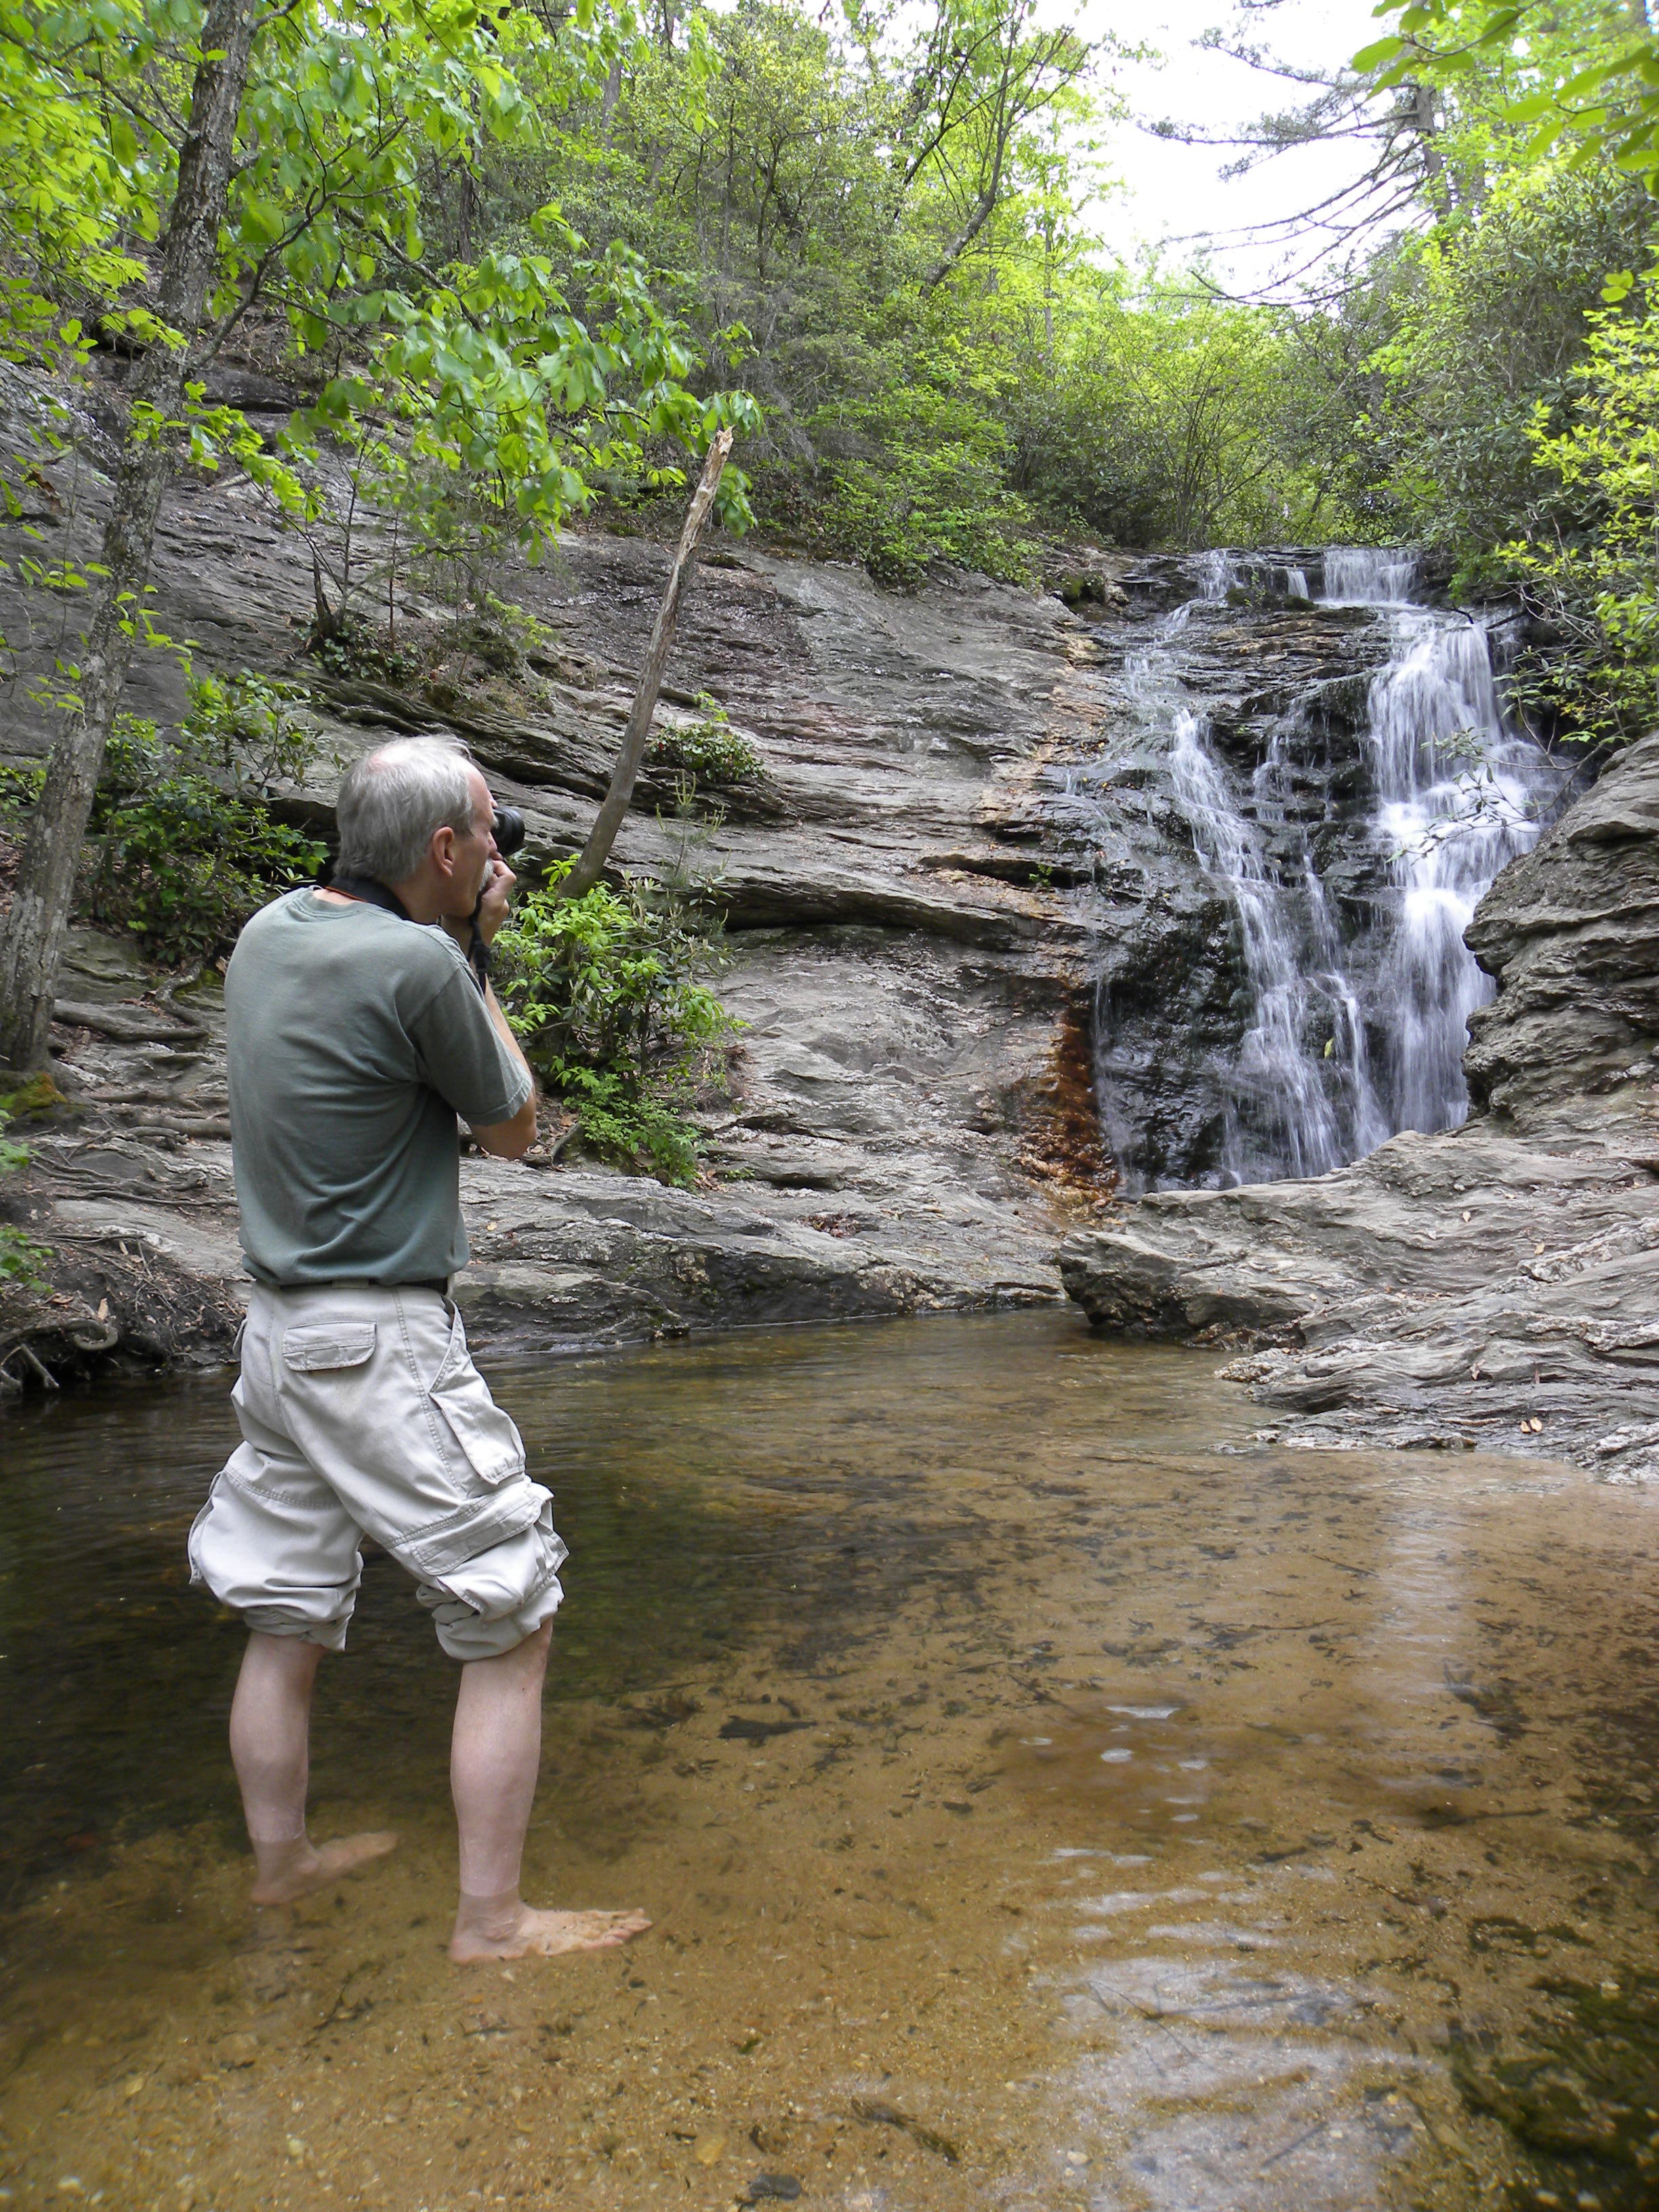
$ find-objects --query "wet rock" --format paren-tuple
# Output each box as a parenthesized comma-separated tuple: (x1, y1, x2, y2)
(1452, 1971, 1659, 2184)
(739, 2175, 802, 2203)
(1466, 727, 1659, 1132)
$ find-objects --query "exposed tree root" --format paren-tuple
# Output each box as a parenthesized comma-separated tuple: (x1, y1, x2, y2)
(0, 1233, 241, 1397)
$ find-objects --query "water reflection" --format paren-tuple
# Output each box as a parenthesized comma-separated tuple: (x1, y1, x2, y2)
(3, 1312, 1659, 2212)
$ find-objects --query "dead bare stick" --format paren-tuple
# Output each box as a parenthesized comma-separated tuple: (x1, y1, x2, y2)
(556, 430, 735, 903)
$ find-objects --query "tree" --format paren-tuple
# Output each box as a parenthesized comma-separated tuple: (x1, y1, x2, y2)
(0, 0, 259, 1071)
(1504, 291, 1659, 747)
(560, 429, 733, 900)
(0, 0, 754, 1071)
(1359, 0, 1659, 189)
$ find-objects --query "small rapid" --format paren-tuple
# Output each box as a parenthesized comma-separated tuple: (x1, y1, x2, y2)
(1089, 545, 1555, 1188)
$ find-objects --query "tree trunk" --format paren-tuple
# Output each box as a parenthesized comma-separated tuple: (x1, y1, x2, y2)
(557, 431, 733, 903)
(0, 0, 259, 1070)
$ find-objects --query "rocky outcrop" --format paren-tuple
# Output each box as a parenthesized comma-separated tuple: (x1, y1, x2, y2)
(0, 353, 1565, 1379)
(1465, 729, 1659, 1130)
(0, 354, 1128, 1364)
(1059, 731, 1659, 1473)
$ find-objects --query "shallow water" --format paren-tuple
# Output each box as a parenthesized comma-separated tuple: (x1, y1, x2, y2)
(5, 1311, 1659, 2212)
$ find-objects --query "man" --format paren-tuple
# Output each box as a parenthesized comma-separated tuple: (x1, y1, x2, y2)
(190, 734, 648, 1963)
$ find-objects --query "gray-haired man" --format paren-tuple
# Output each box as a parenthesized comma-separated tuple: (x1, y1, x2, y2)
(190, 735, 648, 1962)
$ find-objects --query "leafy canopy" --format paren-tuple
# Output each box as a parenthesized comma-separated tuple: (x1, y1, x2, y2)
(0, 0, 758, 575)
(1359, 0, 1659, 187)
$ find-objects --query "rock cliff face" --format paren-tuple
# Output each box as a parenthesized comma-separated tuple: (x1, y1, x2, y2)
(0, 363, 1124, 1363)
(1464, 729, 1659, 1129)
(1059, 731, 1659, 1475)
(5, 360, 1627, 1400)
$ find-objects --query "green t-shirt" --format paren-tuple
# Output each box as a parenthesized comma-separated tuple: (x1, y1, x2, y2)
(224, 889, 531, 1286)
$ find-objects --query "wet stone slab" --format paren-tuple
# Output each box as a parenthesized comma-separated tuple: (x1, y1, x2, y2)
(2, 1311, 1659, 2211)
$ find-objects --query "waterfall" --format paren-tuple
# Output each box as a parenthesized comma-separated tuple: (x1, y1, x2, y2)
(1088, 546, 1552, 1189)
(1364, 609, 1544, 1136)
(1195, 550, 1311, 603)
(1169, 710, 1384, 1179)
(1324, 548, 1417, 605)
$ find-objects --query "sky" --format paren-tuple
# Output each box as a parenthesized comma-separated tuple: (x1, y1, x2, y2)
(1081, 0, 1395, 294)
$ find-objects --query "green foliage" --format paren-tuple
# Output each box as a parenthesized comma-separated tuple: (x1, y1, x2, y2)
(472, 0, 1139, 567)
(1502, 295, 1659, 747)
(82, 681, 331, 960)
(457, 0, 1357, 565)
(283, 228, 762, 634)
(649, 695, 763, 784)
(0, 1103, 26, 1176)
(1331, 161, 1654, 556)
(0, 0, 761, 666)
(493, 860, 736, 1183)
(1008, 278, 1344, 548)
(0, 760, 44, 819)
(816, 373, 1037, 581)
(1360, 0, 1659, 188)
(0, 1104, 52, 1292)
(1278, 4, 1659, 747)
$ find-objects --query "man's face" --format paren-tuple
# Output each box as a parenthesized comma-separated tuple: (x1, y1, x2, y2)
(444, 770, 499, 914)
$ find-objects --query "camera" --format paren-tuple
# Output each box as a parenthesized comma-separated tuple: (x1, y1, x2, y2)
(491, 803, 526, 859)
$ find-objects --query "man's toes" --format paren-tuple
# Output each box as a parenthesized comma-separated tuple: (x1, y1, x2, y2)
(579, 1910, 651, 1949)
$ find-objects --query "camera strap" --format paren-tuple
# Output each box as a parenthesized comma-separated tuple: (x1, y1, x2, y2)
(323, 870, 412, 922)
(320, 869, 489, 998)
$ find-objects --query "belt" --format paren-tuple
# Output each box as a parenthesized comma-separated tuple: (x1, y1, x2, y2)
(268, 1277, 451, 1295)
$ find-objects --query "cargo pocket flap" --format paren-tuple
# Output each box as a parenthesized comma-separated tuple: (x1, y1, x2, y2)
(401, 1484, 548, 1578)
(428, 1311, 525, 1487)
(283, 1323, 377, 1372)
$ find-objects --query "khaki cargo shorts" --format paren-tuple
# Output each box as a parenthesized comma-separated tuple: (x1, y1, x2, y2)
(189, 1282, 565, 1661)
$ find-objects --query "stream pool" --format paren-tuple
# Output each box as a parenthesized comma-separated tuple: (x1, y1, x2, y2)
(4, 1311, 1659, 2212)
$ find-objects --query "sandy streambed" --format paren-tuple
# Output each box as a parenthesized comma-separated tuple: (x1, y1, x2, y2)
(4, 1313, 1659, 2212)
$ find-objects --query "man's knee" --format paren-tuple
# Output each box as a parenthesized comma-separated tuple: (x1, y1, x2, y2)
(415, 1511, 565, 1662)
(189, 1479, 361, 1652)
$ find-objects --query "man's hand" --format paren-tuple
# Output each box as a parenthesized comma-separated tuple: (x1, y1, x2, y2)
(475, 860, 516, 946)
(440, 861, 515, 958)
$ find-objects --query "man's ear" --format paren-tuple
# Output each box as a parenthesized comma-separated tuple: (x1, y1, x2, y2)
(430, 825, 457, 878)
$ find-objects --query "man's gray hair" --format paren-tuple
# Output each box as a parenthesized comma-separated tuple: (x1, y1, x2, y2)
(335, 736, 478, 885)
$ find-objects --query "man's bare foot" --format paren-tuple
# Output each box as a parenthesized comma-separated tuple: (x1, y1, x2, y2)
(249, 1831, 398, 1906)
(449, 1897, 652, 1963)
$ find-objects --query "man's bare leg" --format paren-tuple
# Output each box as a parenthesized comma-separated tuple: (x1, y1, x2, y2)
(230, 1631, 398, 1905)
(449, 1620, 650, 1962)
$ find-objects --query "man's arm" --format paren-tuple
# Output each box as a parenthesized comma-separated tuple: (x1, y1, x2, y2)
(469, 981, 537, 1159)
(447, 861, 538, 1160)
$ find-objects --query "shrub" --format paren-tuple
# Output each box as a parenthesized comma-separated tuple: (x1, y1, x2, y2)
(647, 694, 764, 785)
(1501, 295, 1659, 752)
(0, 762, 44, 819)
(83, 676, 331, 961)
(813, 380, 1038, 585)
(493, 861, 736, 1184)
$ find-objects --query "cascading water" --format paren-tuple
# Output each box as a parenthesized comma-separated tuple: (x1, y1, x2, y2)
(1087, 545, 1555, 1189)
(1195, 550, 1311, 603)
(1364, 592, 1545, 1136)
(1324, 547, 1416, 605)
(1168, 708, 1386, 1180)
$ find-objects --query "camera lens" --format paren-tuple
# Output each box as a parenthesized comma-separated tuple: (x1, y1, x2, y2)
(492, 803, 526, 857)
